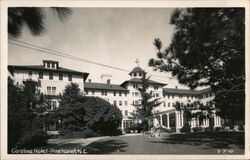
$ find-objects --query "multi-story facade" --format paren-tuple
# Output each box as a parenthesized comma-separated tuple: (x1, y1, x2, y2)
(8, 60, 89, 130)
(8, 60, 223, 132)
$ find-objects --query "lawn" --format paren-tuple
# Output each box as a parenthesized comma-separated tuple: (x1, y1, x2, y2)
(83, 131, 244, 154)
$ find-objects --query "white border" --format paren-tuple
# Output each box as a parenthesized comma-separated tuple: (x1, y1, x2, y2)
(1, 0, 249, 160)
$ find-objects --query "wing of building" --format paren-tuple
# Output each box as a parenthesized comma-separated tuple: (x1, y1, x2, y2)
(8, 60, 223, 133)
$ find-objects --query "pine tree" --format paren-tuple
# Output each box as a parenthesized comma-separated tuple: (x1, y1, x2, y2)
(149, 8, 245, 123)
(132, 71, 162, 131)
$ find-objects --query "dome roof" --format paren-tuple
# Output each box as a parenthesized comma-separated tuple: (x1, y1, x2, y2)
(129, 67, 144, 76)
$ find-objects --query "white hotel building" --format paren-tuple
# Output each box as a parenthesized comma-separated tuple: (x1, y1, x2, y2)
(8, 60, 223, 132)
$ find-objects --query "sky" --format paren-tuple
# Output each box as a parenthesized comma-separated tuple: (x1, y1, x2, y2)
(8, 8, 189, 89)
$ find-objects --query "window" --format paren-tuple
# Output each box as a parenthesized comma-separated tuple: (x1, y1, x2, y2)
(125, 101, 128, 106)
(52, 63, 55, 69)
(47, 86, 56, 95)
(156, 93, 159, 97)
(187, 95, 189, 99)
(125, 92, 127, 97)
(85, 90, 88, 95)
(113, 100, 117, 106)
(47, 86, 51, 95)
(172, 95, 174, 99)
(135, 92, 139, 97)
(28, 71, 32, 77)
(119, 91, 122, 96)
(154, 86, 158, 90)
(92, 90, 95, 95)
(52, 87, 56, 95)
(139, 73, 142, 76)
(68, 74, 72, 81)
(113, 91, 116, 96)
(51, 101, 57, 110)
(39, 72, 43, 79)
(163, 102, 166, 107)
(133, 73, 137, 77)
(133, 84, 138, 89)
(125, 110, 128, 116)
(49, 73, 53, 80)
(179, 95, 183, 99)
(59, 74, 63, 80)
(119, 101, 122, 106)
(168, 102, 171, 107)
(47, 63, 51, 68)
(168, 94, 170, 99)
(101, 90, 107, 96)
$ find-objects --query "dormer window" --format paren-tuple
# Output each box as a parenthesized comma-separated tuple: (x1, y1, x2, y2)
(134, 73, 137, 77)
(29, 71, 32, 77)
(47, 63, 51, 68)
(52, 63, 55, 69)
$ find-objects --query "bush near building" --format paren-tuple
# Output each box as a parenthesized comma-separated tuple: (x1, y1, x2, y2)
(58, 83, 123, 137)
(180, 123, 191, 133)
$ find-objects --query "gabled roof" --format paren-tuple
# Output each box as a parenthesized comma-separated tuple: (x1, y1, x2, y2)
(8, 65, 89, 81)
(129, 67, 144, 76)
(121, 78, 167, 87)
(85, 82, 128, 91)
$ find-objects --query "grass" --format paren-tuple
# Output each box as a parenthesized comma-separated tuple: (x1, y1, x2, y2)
(84, 131, 244, 154)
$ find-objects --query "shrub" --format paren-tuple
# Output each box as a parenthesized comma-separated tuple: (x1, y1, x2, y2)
(129, 123, 144, 133)
(124, 128, 131, 134)
(204, 126, 214, 132)
(59, 127, 98, 138)
(215, 127, 223, 132)
(180, 123, 191, 133)
(192, 127, 203, 132)
(238, 125, 244, 131)
(18, 129, 48, 149)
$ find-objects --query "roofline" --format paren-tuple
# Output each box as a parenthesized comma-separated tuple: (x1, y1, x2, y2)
(163, 87, 212, 95)
(84, 82, 128, 91)
(8, 65, 89, 81)
(120, 79, 167, 87)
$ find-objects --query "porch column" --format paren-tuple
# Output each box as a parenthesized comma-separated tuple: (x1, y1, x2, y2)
(218, 117, 221, 127)
(121, 119, 124, 131)
(202, 119, 206, 127)
(206, 118, 209, 127)
(193, 118, 196, 127)
(175, 111, 181, 132)
(214, 115, 217, 127)
(166, 113, 170, 129)
(159, 114, 163, 126)
(181, 111, 184, 127)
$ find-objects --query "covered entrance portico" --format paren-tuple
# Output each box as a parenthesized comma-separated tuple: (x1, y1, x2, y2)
(153, 109, 185, 132)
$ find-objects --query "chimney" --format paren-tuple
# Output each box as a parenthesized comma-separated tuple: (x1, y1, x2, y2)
(88, 79, 91, 83)
(107, 79, 111, 87)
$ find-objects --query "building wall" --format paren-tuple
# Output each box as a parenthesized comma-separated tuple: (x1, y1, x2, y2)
(13, 69, 85, 109)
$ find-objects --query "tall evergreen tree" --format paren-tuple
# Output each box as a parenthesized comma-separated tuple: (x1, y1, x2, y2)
(132, 71, 162, 131)
(149, 8, 245, 122)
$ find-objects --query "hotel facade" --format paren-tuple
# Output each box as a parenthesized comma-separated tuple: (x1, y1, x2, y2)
(8, 60, 223, 132)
